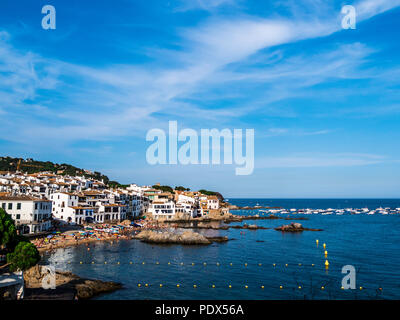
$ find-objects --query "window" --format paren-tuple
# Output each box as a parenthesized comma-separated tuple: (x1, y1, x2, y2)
(35, 203, 38, 210)
(8, 203, 12, 210)
(17, 203, 21, 210)
(16, 214, 20, 220)
(1, 203, 5, 209)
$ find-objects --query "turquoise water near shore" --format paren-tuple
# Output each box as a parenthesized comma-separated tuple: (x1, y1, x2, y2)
(42, 199, 400, 300)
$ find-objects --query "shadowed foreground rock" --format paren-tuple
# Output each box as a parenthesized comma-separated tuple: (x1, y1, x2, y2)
(135, 230, 228, 245)
(24, 265, 121, 300)
(274, 222, 323, 232)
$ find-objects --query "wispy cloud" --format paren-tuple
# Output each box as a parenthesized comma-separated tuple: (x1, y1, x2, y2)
(0, 0, 399, 151)
(173, 0, 238, 12)
(258, 153, 387, 168)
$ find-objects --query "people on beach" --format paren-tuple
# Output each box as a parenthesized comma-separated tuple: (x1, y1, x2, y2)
(32, 219, 166, 252)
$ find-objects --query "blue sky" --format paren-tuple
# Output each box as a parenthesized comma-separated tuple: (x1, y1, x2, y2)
(1, 0, 400, 198)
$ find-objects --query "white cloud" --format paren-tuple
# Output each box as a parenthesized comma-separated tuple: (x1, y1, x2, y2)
(0, 0, 399, 149)
(258, 153, 386, 168)
(173, 0, 238, 12)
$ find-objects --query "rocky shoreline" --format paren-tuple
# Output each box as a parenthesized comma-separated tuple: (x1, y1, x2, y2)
(23, 265, 122, 300)
(163, 214, 308, 224)
(172, 222, 269, 230)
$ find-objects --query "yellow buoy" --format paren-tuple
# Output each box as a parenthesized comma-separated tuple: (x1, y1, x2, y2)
(311, 264, 315, 267)
(273, 263, 276, 267)
(104, 261, 107, 264)
(168, 262, 171, 265)
(280, 285, 283, 289)
(138, 284, 141, 287)
(244, 263, 247, 267)
(216, 262, 220, 266)
(245, 285, 248, 289)
(203, 262, 207, 266)
(323, 243, 326, 249)
(145, 283, 148, 287)
(298, 286, 302, 289)
(192, 263, 195, 266)
(359, 286, 363, 290)
(117, 262, 120, 265)
(321, 286, 325, 290)
(177, 284, 180, 287)
(324, 250, 328, 257)
(341, 286, 344, 290)
(80, 261, 83, 264)
(142, 262, 145, 265)
(193, 285, 197, 288)
(298, 263, 302, 266)
(212, 284, 215, 288)
(230, 263, 233, 266)
(92, 261, 95, 264)
(130, 261, 133, 264)
(159, 284, 163, 287)
(285, 264, 288, 267)
(261, 285, 264, 289)
(258, 263, 262, 266)
(229, 284, 232, 288)
(156, 262, 159, 265)
(325, 260, 329, 267)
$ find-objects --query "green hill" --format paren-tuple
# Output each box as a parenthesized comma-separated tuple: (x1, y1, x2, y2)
(0, 156, 110, 184)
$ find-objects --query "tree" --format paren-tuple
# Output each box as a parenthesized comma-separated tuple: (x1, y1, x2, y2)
(198, 189, 224, 201)
(0, 208, 17, 249)
(175, 186, 190, 191)
(7, 241, 40, 272)
(7, 234, 31, 252)
(152, 185, 174, 193)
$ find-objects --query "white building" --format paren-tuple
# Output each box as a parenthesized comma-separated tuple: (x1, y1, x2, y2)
(148, 199, 176, 220)
(176, 194, 198, 218)
(0, 195, 52, 234)
(207, 196, 220, 210)
(50, 192, 80, 224)
(95, 203, 127, 223)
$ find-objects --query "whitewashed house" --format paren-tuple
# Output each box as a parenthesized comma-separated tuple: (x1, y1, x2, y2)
(148, 199, 176, 220)
(0, 195, 52, 234)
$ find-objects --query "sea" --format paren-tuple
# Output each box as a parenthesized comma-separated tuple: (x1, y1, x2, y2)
(42, 199, 400, 300)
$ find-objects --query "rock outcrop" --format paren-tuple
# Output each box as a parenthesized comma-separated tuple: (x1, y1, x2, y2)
(274, 222, 323, 232)
(24, 265, 121, 300)
(134, 230, 212, 245)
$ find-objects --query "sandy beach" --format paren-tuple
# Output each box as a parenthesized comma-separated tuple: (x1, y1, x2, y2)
(32, 220, 166, 253)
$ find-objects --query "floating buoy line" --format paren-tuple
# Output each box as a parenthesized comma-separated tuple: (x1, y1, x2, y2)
(55, 239, 386, 294)
(132, 283, 373, 291)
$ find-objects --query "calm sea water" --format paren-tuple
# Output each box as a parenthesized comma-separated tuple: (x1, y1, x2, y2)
(42, 199, 400, 300)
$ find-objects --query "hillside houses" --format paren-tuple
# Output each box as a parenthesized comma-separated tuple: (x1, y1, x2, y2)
(0, 170, 229, 233)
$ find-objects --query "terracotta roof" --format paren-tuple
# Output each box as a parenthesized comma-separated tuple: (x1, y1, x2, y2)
(0, 195, 51, 202)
